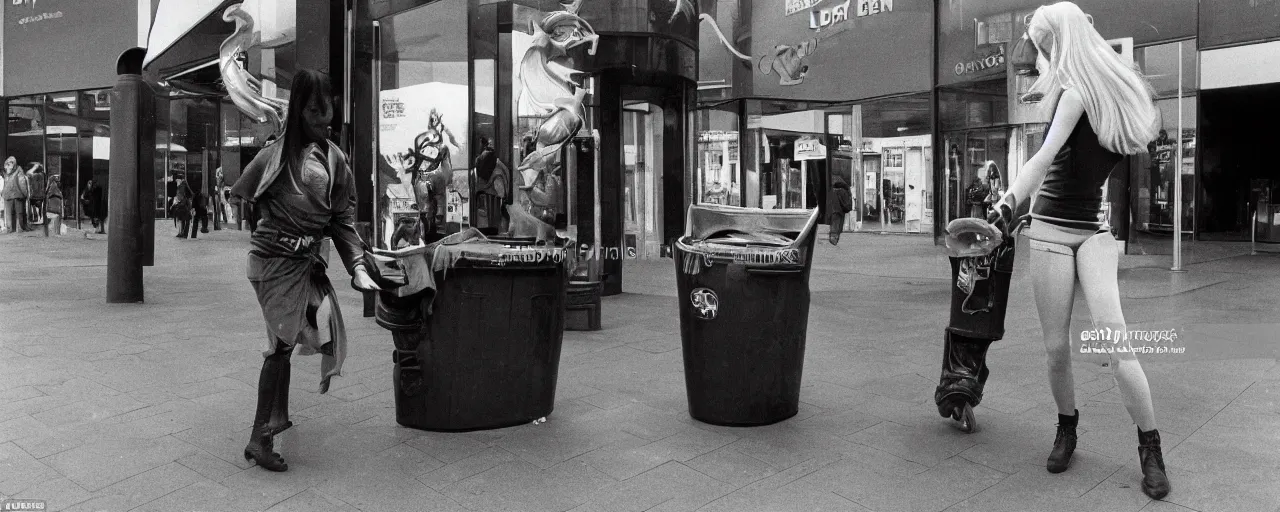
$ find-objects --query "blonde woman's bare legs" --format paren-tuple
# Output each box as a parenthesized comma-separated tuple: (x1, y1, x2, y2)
(1030, 240, 1079, 416)
(1075, 232, 1157, 431)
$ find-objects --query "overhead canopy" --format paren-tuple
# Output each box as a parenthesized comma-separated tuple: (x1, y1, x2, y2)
(143, 0, 297, 70)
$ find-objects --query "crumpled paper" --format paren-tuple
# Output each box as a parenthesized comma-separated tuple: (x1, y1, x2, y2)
(943, 218, 1004, 258)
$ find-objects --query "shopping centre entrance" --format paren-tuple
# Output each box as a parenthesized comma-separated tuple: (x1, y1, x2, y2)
(594, 78, 691, 296)
(1198, 82, 1280, 243)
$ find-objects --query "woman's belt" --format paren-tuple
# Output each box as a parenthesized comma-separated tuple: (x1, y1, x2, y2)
(255, 227, 322, 255)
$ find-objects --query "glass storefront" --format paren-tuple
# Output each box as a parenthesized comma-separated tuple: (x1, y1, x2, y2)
(1124, 40, 1199, 253)
(376, 0, 471, 248)
(623, 102, 665, 258)
(4, 89, 113, 229)
(693, 93, 934, 233)
(695, 105, 740, 206)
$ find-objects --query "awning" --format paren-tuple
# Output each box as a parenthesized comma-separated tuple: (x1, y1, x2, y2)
(143, 0, 227, 69)
(143, 0, 297, 70)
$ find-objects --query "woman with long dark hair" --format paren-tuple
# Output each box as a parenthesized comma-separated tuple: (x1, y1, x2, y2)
(231, 69, 380, 472)
(992, 2, 1169, 499)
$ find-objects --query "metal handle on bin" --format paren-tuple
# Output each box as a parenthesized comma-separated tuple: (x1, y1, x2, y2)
(745, 266, 805, 275)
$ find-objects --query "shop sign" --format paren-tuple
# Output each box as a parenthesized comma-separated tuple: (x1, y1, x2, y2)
(809, 0, 850, 30)
(794, 137, 827, 161)
(856, 0, 893, 17)
(954, 45, 1006, 76)
(786, 0, 823, 17)
(699, 131, 739, 143)
(690, 288, 719, 320)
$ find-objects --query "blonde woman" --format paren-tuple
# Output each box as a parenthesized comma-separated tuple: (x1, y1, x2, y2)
(991, 2, 1170, 499)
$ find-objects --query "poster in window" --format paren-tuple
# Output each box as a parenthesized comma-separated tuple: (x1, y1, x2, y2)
(379, 83, 470, 247)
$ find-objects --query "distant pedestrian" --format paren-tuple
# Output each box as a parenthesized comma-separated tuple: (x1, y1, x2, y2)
(171, 174, 193, 238)
(26, 163, 47, 226)
(45, 174, 64, 236)
(81, 179, 106, 234)
(230, 69, 379, 472)
(3, 157, 31, 233)
(828, 176, 853, 245)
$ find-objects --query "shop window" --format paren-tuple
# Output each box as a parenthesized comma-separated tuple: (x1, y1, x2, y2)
(1136, 41, 1198, 99)
(695, 106, 740, 206)
(837, 93, 934, 234)
(377, 0, 471, 247)
(5, 96, 46, 176)
(1126, 97, 1196, 253)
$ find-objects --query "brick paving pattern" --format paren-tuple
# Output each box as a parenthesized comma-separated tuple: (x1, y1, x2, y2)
(1, 225, 1277, 512)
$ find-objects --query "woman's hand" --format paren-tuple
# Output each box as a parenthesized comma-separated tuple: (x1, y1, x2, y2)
(352, 266, 382, 291)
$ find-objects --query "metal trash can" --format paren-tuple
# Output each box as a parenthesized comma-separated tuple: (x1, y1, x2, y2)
(373, 232, 570, 431)
(673, 205, 821, 426)
(934, 218, 1017, 432)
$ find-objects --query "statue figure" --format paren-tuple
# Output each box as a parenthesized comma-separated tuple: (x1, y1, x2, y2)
(219, 3, 288, 136)
(513, 0, 598, 237)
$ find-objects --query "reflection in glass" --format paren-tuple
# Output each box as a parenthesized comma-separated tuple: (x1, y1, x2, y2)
(378, 0, 471, 248)
(695, 107, 739, 206)
(510, 1, 598, 236)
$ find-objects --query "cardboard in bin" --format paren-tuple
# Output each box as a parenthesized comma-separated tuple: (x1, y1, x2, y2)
(676, 205, 821, 274)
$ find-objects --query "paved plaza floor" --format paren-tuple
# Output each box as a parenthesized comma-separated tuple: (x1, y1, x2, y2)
(1, 224, 1277, 512)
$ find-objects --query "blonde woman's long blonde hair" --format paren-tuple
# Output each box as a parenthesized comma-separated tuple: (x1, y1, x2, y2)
(1026, 2, 1159, 155)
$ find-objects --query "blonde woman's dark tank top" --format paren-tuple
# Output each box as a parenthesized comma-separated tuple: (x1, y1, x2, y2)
(1030, 112, 1124, 230)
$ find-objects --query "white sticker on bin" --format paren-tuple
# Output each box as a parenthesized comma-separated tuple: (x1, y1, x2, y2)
(690, 288, 719, 320)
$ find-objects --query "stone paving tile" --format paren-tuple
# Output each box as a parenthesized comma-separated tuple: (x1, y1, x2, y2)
(699, 483, 873, 512)
(684, 444, 779, 487)
(43, 435, 201, 492)
(1156, 466, 1280, 512)
(177, 449, 247, 482)
(406, 431, 495, 465)
(441, 459, 616, 512)
(571, 461, 730, 512)
(264, 489, 361, 512)
(60, 462, 206, 512)
(5, 474, 94, 512)
(418, 447, 521, 491)
(845, 420, 979, 468)
(796, 379, 877, 412)
(0, 442, 59, 498)
(0, 415, 46, 445)
(11, 422, 94, 459)
(493, 416, 639, 469)
(810, 456, 1007, 512)
(572, 432, 671, 481)
(1, 231, 1277, 512)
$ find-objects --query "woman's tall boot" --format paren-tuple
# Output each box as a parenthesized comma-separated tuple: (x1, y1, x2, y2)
(244, 354, 288, 472)
(266, 350, 293, 436)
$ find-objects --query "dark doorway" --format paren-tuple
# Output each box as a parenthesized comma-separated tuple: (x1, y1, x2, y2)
(1198, 83, 1280, 241)
(593, 73, 691, 296)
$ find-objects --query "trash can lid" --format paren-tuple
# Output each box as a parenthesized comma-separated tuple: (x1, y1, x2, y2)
(682, 204, 820, 246)
(676, 205, 820, 272)
(433, 236, 571, 270)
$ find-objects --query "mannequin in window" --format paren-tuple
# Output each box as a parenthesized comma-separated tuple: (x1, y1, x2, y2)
(965, 175, 990, 218)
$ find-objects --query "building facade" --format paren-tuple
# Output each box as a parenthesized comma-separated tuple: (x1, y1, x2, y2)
(5, 0, 1279, 258)
(2, 0, 148, 230)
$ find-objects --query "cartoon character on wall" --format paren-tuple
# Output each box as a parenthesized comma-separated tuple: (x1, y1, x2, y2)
(757, 39, 819, 86)
(513, 0, 599, 238)
(698, 12, 820, 87)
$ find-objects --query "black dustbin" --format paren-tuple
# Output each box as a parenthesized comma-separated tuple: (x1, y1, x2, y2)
(673, 204, 822, 426)
(372, 231, 570, 431)
(934, 219, 1017, 431)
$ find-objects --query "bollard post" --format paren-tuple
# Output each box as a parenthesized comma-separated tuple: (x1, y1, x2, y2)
(107, 48, 154, 303)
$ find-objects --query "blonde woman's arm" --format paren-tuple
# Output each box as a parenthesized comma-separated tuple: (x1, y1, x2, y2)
(992, 88, 1086, 231)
